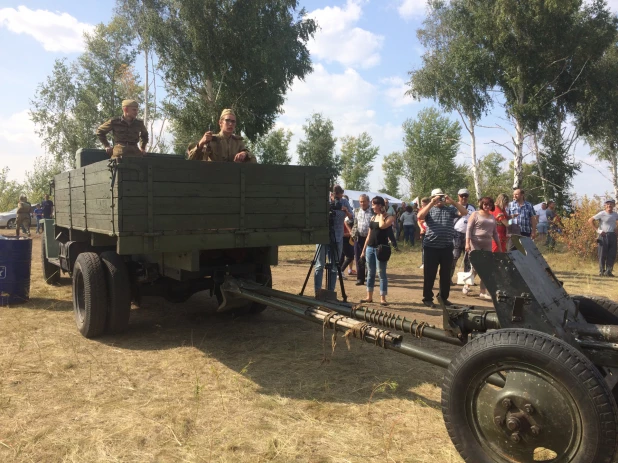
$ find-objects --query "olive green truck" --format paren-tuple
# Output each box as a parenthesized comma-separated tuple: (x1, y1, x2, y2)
(42, 150, 330, 338)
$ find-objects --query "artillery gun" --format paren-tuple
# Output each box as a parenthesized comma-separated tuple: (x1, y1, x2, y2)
(42, 150, 618, 462)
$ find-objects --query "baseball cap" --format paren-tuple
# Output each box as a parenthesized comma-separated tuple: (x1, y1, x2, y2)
(458, 188, 470, 196)
(431, 188, 444, 197)
(605, 198, 616, 205)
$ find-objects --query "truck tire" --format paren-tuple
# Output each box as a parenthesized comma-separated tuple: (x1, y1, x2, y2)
(41, 237, 60, 284)
(442, 328, 618, 463)
(100, 251, 131, 334)
(72, 253, 108, 338)
(572, 295, 618, 325)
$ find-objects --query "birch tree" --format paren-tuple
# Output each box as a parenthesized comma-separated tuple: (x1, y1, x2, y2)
(407, 0, 494, 200)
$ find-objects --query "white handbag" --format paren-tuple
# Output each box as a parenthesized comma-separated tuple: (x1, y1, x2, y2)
(456, 252, 476, 286)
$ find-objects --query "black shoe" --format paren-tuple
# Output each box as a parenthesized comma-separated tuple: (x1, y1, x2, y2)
(355, 281, 365, 286)
(443, 300, 453, 306)
(422, 300, 435, 308)
(607, 272, 615, 277)
(599, 272, 605, 277)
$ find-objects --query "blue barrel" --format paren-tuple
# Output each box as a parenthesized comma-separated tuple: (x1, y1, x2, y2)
(0, 236, 32, 306)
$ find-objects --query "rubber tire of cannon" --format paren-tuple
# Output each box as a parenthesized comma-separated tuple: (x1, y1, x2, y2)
(442, 328, 618, 463)
(41, 237, 60, 284)
(72, 253, 108, 338)
(572, 295, 618, 325)
(100, 251, 131, 334)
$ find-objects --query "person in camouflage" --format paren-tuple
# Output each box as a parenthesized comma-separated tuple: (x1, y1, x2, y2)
(16, 195, 32, 237)
(96, 99, 149, 158)
(188, 109, 256, 163)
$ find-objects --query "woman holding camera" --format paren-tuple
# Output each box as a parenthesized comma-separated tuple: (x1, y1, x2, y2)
(360, 196, 395, 306)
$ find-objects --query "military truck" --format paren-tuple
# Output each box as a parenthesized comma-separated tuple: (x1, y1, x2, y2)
(42, 149, 329, 337)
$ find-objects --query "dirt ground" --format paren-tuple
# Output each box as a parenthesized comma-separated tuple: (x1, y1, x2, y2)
(0, 232, 614, 462)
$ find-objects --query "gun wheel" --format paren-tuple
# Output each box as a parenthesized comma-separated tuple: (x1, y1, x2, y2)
(442, 329, 618, 463)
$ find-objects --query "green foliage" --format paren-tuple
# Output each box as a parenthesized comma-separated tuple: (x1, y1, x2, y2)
(249, 128, 293, 165)
(340, 132, 379, 191)
(297, 113, 340, 185)
(0, 167, 24, 213)
(380, 152, 403, 198)
(408, 0, 494, 123)
(134, 0, 317, 152)
(400, 107, 463, 198)
(30, 17, 142, 167)
(24, 157, 65, 205)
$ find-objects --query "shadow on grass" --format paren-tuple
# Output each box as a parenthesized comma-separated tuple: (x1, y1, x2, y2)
(96, 292, 452, 408)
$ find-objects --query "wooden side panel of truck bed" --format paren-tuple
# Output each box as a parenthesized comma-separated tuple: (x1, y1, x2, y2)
(54, 154, 330, 254)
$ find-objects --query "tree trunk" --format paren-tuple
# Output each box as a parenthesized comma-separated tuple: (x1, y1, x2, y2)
(612, 150, 618, 201)
(143, 47, 149, 150)
(469, 117, 482, 200)
(512, 116, 525, 190)
(532, 131, 548, 201)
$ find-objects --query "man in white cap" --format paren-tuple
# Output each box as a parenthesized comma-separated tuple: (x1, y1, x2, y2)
(588, 198, 618, 277)
(417, 188, 468, 307)
(450, 188, 476, 281)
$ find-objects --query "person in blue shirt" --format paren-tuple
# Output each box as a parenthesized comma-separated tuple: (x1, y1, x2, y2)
(314, 185, 353, 296)
(34, 204, 44, 234)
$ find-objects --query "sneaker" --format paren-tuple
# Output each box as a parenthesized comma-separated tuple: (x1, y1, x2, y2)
(479, 293, 492, 301)
(422, 300, 435, 308)
(419, 264, 424, 269)
(462, 284, 469, 295)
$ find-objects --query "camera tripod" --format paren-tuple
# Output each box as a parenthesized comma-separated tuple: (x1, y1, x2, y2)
(300, 212, 348, 302)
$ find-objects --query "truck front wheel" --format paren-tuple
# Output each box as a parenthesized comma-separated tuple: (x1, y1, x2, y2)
(72, 253, 108, 338)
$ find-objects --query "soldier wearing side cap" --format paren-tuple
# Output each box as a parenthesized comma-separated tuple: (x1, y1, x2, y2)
(188, 109, 256, 163)
(96, 99, 149, 158)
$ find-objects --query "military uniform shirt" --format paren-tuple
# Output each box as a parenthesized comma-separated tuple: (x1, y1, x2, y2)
(188, 131, 256, 163)
(96, 116, 149, 150)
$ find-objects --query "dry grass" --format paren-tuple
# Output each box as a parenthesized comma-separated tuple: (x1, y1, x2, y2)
(0, 232, 615, 462)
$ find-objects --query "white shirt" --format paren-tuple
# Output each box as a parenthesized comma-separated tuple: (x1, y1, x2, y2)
(453, 204, 476, 233)
(537, 208, 548, 224)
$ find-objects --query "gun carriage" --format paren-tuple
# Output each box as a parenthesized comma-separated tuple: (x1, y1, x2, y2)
(42, 150, 618, 462)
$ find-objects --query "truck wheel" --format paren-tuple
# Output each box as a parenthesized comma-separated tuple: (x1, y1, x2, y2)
(72, 253, 108, 338)
(41, 237, 60, 284)
(442, 328, 618, 463)
(100, 251, 131, 334)
(572, 295, 618, 325)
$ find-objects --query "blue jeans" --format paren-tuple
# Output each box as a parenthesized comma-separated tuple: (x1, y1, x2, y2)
(403, 225, 415, 245)
(314, 241, 343, 293)
(366, 246, 387, 296)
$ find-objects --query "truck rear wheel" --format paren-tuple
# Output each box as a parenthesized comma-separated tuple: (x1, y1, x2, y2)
(41, 237, 60, 284)
(442, 328, 618, 463)
(100, 251, 131, 334)
(72, 253, 108, 338)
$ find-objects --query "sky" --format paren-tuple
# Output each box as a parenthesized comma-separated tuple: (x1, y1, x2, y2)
(1, 0, 617, 200)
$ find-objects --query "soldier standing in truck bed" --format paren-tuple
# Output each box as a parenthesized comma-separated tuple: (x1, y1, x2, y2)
(96, 99, 149, 159)
(188, 109, 256, 163)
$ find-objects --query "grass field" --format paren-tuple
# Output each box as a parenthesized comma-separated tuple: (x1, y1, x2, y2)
(0, 232, 615, 462)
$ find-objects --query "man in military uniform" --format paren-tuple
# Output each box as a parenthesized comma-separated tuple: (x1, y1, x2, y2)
(16, 194, 32, 237)
(188, 109, 256, 163)
(96, 99, 149, 158)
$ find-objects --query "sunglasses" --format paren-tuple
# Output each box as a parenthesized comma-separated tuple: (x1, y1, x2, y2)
(459, 194, 469, 198)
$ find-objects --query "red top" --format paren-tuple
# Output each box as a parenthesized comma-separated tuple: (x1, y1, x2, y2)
(491, 206, 508, 252)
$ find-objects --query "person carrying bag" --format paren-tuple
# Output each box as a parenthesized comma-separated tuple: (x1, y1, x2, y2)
(360, 196, 394, 306)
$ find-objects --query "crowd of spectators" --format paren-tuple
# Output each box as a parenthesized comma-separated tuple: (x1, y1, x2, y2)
(315, 184, 617, 308)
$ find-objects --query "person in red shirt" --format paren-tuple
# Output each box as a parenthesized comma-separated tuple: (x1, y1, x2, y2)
(491, 193, 509, 252)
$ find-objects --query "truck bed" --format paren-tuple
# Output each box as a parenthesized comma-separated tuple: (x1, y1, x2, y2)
(53, 152, 330, 254)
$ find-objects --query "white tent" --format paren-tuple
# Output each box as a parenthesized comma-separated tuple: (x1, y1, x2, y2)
(343, 189, 405, 209)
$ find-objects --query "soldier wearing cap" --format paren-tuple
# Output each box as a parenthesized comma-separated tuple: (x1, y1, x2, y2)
(188, 109, 256, 163)
(96, 99, 149, 158)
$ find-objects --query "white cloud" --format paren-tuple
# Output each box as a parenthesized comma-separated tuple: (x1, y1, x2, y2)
(397, 0, 428, 20)
(0, 110, 44, 183)
(0, 6, 93, 53)
(308, 0, 384, 69)
(381, 76, 417, 107)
